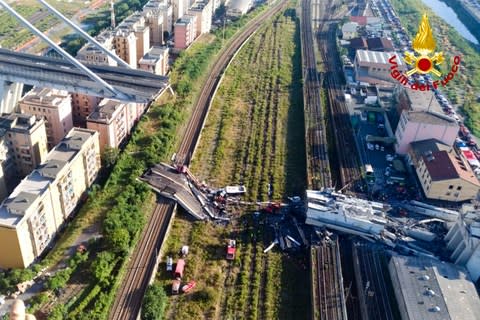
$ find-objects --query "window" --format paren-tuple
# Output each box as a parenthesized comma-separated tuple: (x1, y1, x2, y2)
(457, 186, 462, 191)
(448, 185, 454, 189)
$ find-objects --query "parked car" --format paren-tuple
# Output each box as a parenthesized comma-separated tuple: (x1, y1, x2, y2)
(166, 256, 173, 271)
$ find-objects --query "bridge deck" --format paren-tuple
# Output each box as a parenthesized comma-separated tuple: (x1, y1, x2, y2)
(0, 48, 168, 102)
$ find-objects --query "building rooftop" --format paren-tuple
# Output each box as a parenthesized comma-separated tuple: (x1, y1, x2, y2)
(356, 49, 404, 66)
(87, 99, 126, 124)
(21, 87, 70, 107)
(422, 150, 480, 186)
(342, 22, 359, 33)
(349, 37, 368, 50)
(366, 37, 394, 51)
(389, 254, 480, 320)
(0, 113, 43, 134)
(405, 89, 442, 113)
(176, 15, 196, 25)
(350, 16, 367, 25)
(406, 110, 457, 126)
(410, 139, 452, 162)
(140, 46, 168, 65)
(0, 128, 97, 227)
(226, 0, 252, 15)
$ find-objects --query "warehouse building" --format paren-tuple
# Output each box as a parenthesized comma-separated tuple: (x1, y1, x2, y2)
(389, 254, 480, 320)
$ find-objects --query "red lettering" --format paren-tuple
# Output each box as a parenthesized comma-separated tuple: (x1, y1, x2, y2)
(411, 83, 418, 90)
(399, 74, 408, 85)
(451, 65, 458, 73)
(441, 78, 449, 86)
(432, 81, 439, 89)
(389, 55, 398, 65)
(454, 56, 461, 65)
(447, 72, 454, 80)
(391, 69, 400, 79)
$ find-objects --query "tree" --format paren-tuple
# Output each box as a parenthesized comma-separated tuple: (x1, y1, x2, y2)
(91, 251, 116, 287)
(108, 227, 131, 254)
(141, 284, 167, 320)
(102, 146, 120, 168)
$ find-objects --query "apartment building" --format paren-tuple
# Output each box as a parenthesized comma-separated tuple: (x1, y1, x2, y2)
(0, 114, 48, 177)
(394, 110, 458, 154)
(144, 3, 173, 36)
(174, 15, 197, 50)
(71, 93, 102, 127)
(0, 136, 16, 201)
(139, 46, 170, 75)
(86, 99, 139, 153)
(18, 88, 73, 150)
(76, 30, 118, 66)
(118, 13, 151, 65)
(188, 0, 212, 37)
(143, 7, 166, 46)
(0, 128, 100, 269)
(409, 140, 480, 201)
(114, 29, 137, 68)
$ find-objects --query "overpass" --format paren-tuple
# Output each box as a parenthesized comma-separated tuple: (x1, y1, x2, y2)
(0, 48, 168, 103)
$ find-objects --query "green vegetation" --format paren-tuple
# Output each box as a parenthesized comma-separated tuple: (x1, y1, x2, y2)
(0, 3, 277, 319)
(191, 8, 306, 200)
(391, 0, 480, 136)
(159, 5, 309, 320)
(141, 284, 168, 320)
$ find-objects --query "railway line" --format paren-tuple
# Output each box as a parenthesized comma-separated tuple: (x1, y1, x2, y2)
(311, 240, 347, 320)
(301, 0, 332, 189)
(315, 0, 362, 189)
(176, 0, 289, 166)
(109, 2, 291, 319)
(352, 243, 395, 320)
(108, 199, 174, 320)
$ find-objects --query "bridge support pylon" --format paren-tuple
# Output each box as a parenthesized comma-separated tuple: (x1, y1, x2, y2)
(0, 81, 23, 113)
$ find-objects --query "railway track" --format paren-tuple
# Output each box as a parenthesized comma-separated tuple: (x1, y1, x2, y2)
(312, 241, 347, 320)
(301, 0, 332, 189)
(176, 0, 289, 166)
(315, 0, 362, 189)
(108, 199, 174, 320)
(109, 2, 290, 319)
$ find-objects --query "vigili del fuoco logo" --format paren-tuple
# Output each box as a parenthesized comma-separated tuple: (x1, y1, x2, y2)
(389, 14, 461, 91)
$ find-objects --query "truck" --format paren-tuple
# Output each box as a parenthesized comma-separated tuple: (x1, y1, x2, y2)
(226, 239, 236, 260)
(174, 259, 185, 278)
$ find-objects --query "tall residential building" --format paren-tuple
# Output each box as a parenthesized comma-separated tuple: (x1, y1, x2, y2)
(118, 13, 151, 65)
(173, 0, 185, 24)
(143, 8, 165, 46)
(0, 136, 15, 200)
(86, 99, 139, 153)
(139, 46, 170, 75)
(0, 128, 100, 269)
(174, 15, 197, 50)
(71, 93, 102, 127)
(0, 114, 48, 177)
(144, 3, 173, 36)
(76, 30, 118, 66)
(188, 0, 212, 37)
(18, 88, 73, 150)
(114, 29, 137, 68)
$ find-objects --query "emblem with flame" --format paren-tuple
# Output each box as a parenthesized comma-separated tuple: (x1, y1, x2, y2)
(404, 14, 444, 77)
